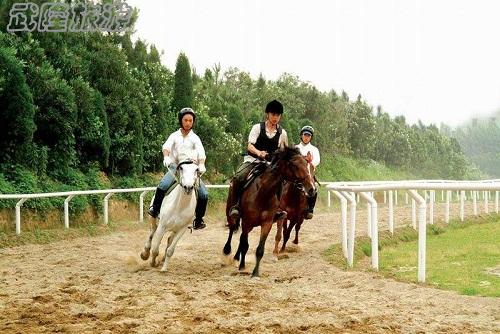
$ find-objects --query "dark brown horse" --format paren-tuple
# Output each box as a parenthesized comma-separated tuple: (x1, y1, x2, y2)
(223, 147, 316, 277)
(273, 161, 316, 256)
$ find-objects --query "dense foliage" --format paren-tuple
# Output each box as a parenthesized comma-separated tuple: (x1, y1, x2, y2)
(445, 116, 500, 178)
(0, 0, 477, 209)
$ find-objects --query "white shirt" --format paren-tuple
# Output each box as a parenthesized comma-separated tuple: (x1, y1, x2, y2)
(162, 129, 206, 164)
(296, 142, 320, 167)
(244, 123, 288, 163)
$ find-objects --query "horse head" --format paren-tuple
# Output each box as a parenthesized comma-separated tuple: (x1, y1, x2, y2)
(176, 159, 199, 195)
(271, 147, 317, 198)
(176, 148, 199, 195)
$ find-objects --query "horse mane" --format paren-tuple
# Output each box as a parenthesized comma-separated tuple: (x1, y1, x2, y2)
(271, 146, 301, 163)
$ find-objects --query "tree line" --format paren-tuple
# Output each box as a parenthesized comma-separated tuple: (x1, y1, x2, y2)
(442, 116, 500, 178)
(0, 0, 475, 196)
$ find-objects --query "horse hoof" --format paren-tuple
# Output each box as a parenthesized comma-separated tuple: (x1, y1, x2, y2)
(160, 267, 168, 273)
(150, 255, 158, 267)
(140, 250, 150, 260)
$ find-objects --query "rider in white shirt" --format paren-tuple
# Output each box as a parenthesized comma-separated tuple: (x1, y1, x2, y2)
(148, 108, 208, 230)
(296, 125, 320, 219)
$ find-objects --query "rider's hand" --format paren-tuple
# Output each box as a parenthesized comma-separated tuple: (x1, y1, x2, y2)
(163, 156, 173, 168)
(198, 164, 206, 175)
(259, 151, 268, 159)
(305, 152, 313, 163)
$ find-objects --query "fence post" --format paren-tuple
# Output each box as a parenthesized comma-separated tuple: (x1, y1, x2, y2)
(408, 190, 426, 283)
(388, 190, 394, 234)
(496, 191, 499, 213)
(359, 192, 378, 270)
(341, 191, 356, 268)
(104, 193, 114, 225)
(412, 197, 416, 229)
(460, 190, 465, 221)
(429, 190, 434, 225)
(367, 201, 372, 238)
(64, 195, 75, 229)
(473, 191, 477, 216)
(445, 190, 450, 223)
(332, 191, 348, 258)
(139, 190, 149, 223)
(484, 191, 489, 214)
(15, 198, 28, 235)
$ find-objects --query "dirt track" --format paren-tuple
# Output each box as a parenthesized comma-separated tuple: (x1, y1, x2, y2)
(0, 203, 499, 333)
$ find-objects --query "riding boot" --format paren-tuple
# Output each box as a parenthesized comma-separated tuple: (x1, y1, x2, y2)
(304, 192, 317, 220)
(193, 196, 208, 230)
(148, 188, 167, 218)
(228, 182, 241, 220)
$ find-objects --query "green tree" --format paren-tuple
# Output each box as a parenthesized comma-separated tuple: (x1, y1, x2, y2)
(0, 45, 36, 167)
(70, 78, 110, 170)
(172, 52, 193, 113)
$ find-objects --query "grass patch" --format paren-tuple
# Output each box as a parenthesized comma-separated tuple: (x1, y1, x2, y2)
(323, 214, 500, 297)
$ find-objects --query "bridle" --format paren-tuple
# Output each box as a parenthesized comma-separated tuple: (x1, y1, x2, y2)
(274, 155, 315, 197)
(170, 159, 201, 188)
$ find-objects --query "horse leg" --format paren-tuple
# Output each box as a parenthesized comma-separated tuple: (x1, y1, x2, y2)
(150, 223, 167, 268)
(237, 231, 249, 270)
(293, 219, 303, 244)
(160, 228, 188, 272)
(273, 218, 283, 258)
(223, 224, 236, 256)
(281, 219, 295, 252)
(140, 216, 157, 260)
(252, 222, 273, 278)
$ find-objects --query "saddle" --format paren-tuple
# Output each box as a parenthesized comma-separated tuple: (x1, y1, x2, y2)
(242, 162, 268, 190)
(242, 161, 284, 200)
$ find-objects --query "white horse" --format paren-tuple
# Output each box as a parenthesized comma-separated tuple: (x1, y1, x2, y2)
(140, 149, 200, 272)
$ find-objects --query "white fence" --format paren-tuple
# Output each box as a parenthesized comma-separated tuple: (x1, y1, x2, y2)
(0, 185, 229, 235)
(326, 180, 500, 283)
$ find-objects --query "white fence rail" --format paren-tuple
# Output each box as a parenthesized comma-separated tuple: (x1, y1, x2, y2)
(0, 185, 230, 235)
(326, 180, 500, 283)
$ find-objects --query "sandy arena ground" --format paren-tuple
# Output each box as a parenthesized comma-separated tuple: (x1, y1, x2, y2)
(0, 202, 499, 333)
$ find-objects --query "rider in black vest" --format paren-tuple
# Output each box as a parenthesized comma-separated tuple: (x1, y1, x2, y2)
(226, 100, 288, 223)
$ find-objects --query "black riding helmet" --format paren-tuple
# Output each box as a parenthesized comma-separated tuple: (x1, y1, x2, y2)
(178, 107, 196, 127)
(265, 100, 284, 114)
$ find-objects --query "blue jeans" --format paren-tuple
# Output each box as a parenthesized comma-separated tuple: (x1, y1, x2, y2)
(158, 165, 208, 200)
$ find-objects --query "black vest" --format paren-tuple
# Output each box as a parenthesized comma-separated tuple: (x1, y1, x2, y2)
(248, 122, 282, 159)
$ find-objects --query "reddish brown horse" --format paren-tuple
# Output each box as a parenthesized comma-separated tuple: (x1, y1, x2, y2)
(273, 161, 316, 256)
(223, 147, 316, 277)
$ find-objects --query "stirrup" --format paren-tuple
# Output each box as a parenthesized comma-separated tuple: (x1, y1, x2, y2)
(192, 219, 206, 230)
(229, 207, 240, 219)
(274, 210, 287, 221)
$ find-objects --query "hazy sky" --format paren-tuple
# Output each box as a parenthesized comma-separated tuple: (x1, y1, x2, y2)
(126, 0, 500, 127)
